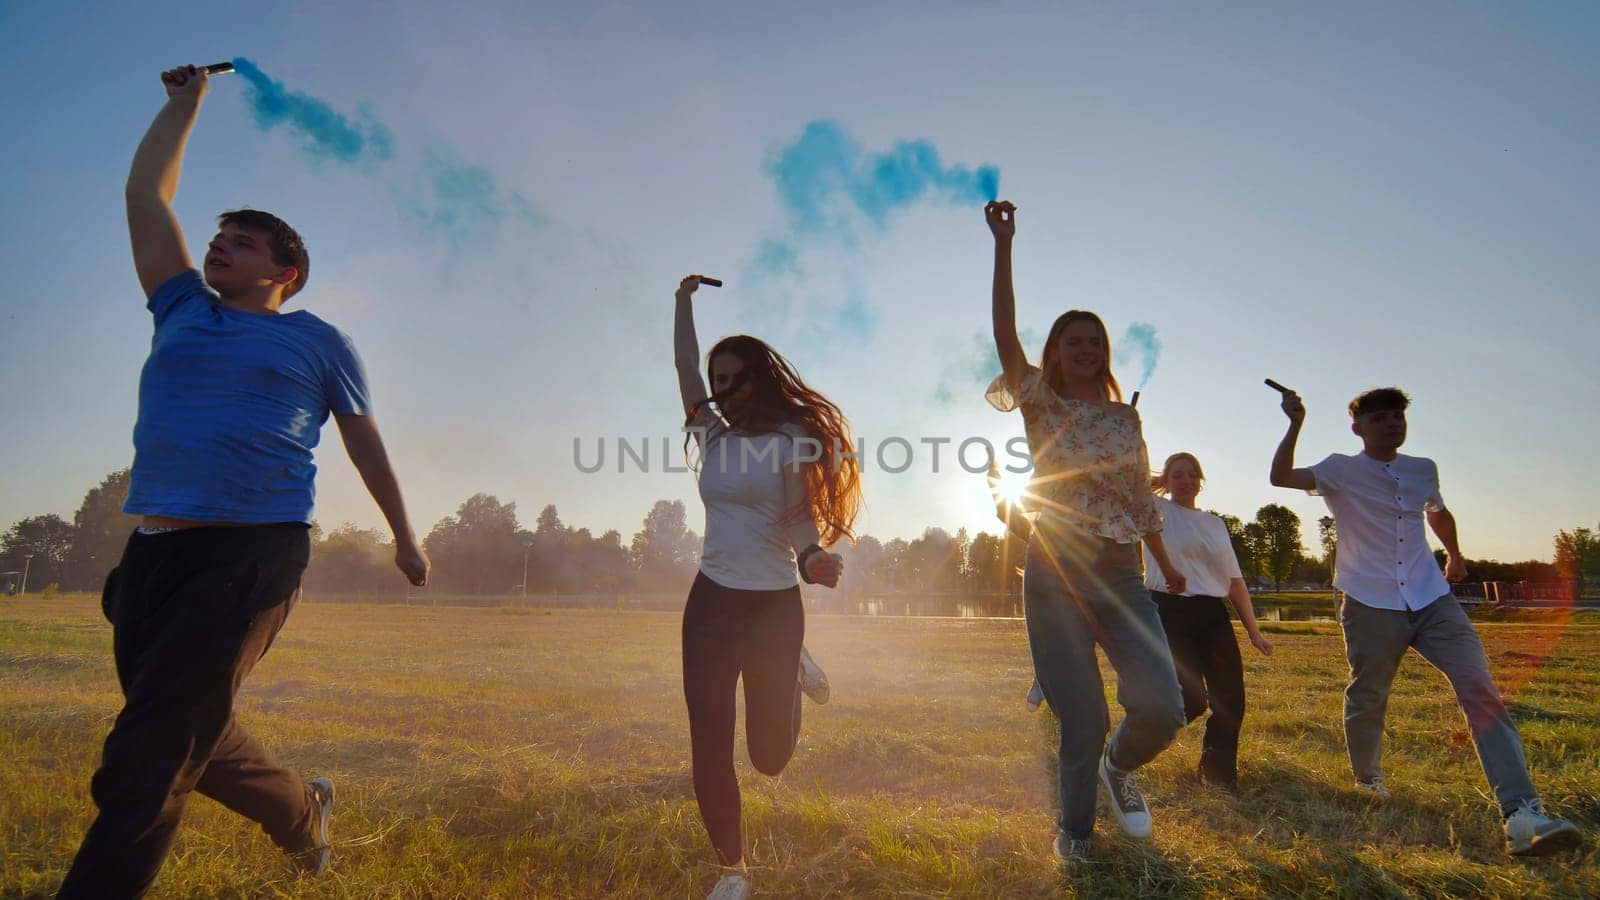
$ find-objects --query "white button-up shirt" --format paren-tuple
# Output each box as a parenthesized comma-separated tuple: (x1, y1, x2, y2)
(1309, 452, 1452, 611)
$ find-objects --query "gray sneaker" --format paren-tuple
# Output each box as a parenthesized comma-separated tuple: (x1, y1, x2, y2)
(1098, 749, 1152, 839)
(706, 872, 750, 899)
(798, 645, 830, 704)
(1354, 777, 1391, 800)
(292, 777, 335, 875)
(1026, 679, 1045, 712)
(1505, 798, 1582, 857)
(1053, 831, 1090, 868)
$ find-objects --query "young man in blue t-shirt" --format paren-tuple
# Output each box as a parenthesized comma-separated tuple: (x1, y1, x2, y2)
(1269, 385, 1580, 857)
(59, 64, 431, 897)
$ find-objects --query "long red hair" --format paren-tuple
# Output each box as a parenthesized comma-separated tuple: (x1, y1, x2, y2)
(690, 335, 862, 546)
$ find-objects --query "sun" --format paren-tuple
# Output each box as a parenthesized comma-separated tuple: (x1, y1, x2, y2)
(991, 469, 1031, 506)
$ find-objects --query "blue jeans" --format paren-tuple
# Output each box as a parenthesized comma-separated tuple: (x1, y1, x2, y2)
(1024, 522, 1186, 839)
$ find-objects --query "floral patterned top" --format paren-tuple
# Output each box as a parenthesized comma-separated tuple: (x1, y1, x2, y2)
(986, 365, 1162, 544)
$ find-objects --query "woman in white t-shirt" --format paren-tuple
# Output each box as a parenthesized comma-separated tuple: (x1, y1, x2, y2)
(673, 275, 862, 900)
(1144, 452, 1273, 794)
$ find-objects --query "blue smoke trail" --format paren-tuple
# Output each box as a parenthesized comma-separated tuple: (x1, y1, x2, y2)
(229, 59, 538, 248)
(396, 147, 544, 247)
(231, 58, 394, 163)
(934, 328, 1037, 406)
(748, 121, 1000, 344)
(766, 120, 1000, 244)
(1118, 323, 1162, 391)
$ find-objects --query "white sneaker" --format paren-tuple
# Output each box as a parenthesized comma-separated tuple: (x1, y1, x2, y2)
(1098, 749, 1152, 839)
(1354, 778, 1391, 800)
(1025, 679, 1045, 712)
(798, 645, 830, 704)
(1505, 798, 1582, 856)
(707, 872, 751, 899)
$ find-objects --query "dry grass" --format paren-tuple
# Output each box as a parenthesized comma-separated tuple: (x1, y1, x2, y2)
(2, 595, 1595, 898)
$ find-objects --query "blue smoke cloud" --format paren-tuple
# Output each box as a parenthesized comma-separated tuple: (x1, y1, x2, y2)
(229, 59, 538, 249)
(1117, 323, 1162, 391)
(933, 328, 1038, 407)
(231, 57, 394, 164)
(747, 121, 1000, 344)
(765, 120, 999, 245)
(396, 147, 544, 248)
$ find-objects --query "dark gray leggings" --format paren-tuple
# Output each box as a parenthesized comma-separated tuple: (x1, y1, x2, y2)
(682, 572, 804, 866)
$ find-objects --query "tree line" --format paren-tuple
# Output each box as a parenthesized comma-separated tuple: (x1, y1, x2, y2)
(3, 468, 1592, 598)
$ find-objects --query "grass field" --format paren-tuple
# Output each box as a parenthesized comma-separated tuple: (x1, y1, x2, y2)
(2, 594, 1596, 898)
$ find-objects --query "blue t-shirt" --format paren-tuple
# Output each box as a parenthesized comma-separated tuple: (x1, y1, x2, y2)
(123, 270, 371, 524)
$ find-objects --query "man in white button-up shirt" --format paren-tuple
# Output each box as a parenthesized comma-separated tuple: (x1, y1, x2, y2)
(1270, 386, 1580, 857)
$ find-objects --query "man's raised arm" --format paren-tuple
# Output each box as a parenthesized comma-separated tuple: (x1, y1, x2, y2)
(127, 66, 208, 298)
(1269, 389, 1317, 491)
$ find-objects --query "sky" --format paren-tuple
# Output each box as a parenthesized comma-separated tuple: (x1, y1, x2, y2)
(2, 1, 1597, 562)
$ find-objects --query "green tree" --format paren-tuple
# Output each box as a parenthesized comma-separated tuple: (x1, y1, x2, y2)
(527, 504, 570, 593)
(965, 531, 1006, 592)
(1254, 504, 1303, 590)
(1218, 513, 1260, 582)
(952, 527, 972, 590)
(423, 494, 528, 595)
(629, 500, 699, 593)
(64, 469, 142, 591)
(841, 535, 886, 597)
(535, 504, 564, 536)
(577, 529, 630, 593)
(903, 527, 956, 592)
(1, 514, 75, 592)
(1319, 516, 1337, 579)
(1291, 554, 1331, 585)
(303, 524, 398, 596)
(1553, 526, 1598, 582)
(882, 538, 909, 592)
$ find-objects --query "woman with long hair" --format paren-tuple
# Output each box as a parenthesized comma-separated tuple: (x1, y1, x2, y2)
(673, 275, 862, 899)
(984, 201, 1188, 866)
(1148, 452, 1273, 794)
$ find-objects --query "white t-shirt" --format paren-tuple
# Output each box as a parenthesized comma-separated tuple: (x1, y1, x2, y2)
(1141, 496, 1242, 598)
(1309, 451, 1451, 612)
(695, 420, 822, 591)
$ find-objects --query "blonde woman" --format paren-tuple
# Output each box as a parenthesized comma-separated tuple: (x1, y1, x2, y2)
(1147, 452, 1272, 794)
(985, 200, 1187, 864)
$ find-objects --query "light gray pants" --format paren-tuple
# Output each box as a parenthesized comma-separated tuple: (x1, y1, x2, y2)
(1024, 523, 1186, 839)
(1339, 593, 1537, 817)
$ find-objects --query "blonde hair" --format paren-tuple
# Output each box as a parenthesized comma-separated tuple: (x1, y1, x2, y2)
(1152, 451, 1205, 495)
(1040, 310, 1123, 404)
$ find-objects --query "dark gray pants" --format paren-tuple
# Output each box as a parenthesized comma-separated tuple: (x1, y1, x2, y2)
(681, 572, 804, 866)
(60, 525, 316, 899)
(1154, 593, 1246, 784)
(1024, 523, 1186, 839)
(1339, 593, 1536, 816)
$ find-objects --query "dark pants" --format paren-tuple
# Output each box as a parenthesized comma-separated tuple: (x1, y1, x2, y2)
(681, 572, 804, 866)
(1154, 592, 1246, 785)
(60, 525, 317, 899)
(1023, 522, 1186, 839)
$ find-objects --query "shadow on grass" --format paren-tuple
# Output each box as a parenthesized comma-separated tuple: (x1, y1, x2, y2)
(1062, 839, 1211, 899)
(1505, 700, 1569, 725)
